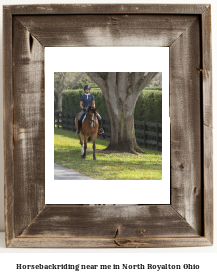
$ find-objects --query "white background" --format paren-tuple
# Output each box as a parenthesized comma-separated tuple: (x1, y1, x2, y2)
(45, 47, 170, 204)
(0, 0, 216, 277)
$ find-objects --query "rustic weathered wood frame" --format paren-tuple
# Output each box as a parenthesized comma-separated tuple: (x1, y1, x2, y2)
(3, 4, 213, 248)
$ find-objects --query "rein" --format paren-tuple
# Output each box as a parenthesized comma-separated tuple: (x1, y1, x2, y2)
(88, 112, 96, 127)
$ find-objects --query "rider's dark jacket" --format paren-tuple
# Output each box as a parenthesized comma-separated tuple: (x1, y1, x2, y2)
(80, 93, 95, 108)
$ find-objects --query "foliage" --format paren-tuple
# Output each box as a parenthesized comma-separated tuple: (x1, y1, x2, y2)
(54, 72, 84, 111)
(62, 88, 162, 123)
(54, 128, 162, 180)
(62, 89, 107, 115)
(134, 89, 162, 123)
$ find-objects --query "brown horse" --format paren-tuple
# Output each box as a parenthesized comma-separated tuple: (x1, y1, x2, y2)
(75, 105, 99, 160)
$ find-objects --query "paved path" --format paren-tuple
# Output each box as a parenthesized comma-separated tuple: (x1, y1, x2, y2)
(54, 163, 95, 180)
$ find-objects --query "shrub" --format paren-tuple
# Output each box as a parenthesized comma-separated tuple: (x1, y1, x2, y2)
(62, 88, 162, 123)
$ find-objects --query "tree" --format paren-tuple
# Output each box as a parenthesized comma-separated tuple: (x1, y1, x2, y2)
(86, 72, 158, 153)
(54, 72, 84, 111)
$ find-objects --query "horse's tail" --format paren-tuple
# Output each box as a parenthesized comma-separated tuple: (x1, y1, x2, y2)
(75, 112, 81, 130)
(88, 136, 92, 142)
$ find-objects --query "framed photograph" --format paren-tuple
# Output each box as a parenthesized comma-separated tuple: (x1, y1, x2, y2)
(46, 47, 170, 205)
(3, 4, 213, 247)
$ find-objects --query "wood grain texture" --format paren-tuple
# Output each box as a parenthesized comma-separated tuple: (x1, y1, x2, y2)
(4, 4, 207, 15)
(8, 237, 212, 248)
(13, 17, 45, 237)
(201, 6, 213, 244)
(20, 205, 198, 238)
(3, 7, 14, 247)
(203, 125, 213, 243)
(16, 15, 197, 47)
(202, 6, 212, 129)
(3, 4, 213, 248)
(170, 17, 202, 234)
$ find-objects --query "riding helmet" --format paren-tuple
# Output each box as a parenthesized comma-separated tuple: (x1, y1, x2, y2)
(84, 85, 91, 90)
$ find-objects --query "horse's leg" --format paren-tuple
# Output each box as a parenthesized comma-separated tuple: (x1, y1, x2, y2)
(82, 134, 88, 159)
(78, 133, 84, 156)
(92, 133, 97, 160)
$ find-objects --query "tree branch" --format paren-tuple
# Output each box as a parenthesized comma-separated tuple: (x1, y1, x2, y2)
(125, 72, 159, 114)
(95, 72, 108, 80)
(136, 72, 159, 92)
(66, 72, 84, 90)
(86, 72, 107, 92)
(117, 72, 128, 103)
(134, 72, 145, 85)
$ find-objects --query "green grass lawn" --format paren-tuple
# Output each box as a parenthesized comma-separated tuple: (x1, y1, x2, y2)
(54, 128, 162, 180)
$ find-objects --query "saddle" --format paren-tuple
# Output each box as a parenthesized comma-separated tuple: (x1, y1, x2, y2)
(82, 112, 88, 123)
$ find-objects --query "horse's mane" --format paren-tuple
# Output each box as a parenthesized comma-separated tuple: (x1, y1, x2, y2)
(87, 105, 98, 114)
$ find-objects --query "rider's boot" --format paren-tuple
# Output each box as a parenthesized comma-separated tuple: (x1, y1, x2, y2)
(76, 119, 82, 134)
(98, 118, 104, 134)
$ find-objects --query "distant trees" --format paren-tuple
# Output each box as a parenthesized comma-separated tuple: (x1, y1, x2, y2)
(54, 72, 84, 111)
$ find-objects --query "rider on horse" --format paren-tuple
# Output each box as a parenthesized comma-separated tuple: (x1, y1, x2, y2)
(76, 85, 104, 134)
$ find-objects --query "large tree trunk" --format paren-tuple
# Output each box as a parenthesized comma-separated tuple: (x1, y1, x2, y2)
(106, 101, 140, 153)
(103, 73, 142, 153)
(87, 72, 158, 153)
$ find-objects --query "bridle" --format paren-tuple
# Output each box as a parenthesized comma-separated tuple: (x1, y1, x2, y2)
(88, 110, 96, 128)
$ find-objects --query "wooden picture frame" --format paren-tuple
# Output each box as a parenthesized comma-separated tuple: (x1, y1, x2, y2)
(3, 4, 213, 248)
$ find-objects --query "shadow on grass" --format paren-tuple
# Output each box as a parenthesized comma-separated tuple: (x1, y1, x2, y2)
(54, 128, 162, 180)
(54, 149, 162, 170)
(54, 128, 109, 148)
(54, 128, 161, 155)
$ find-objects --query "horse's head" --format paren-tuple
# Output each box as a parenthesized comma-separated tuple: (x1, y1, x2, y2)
(87, 105, 98, 127)
(87, 105, 98, 116)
